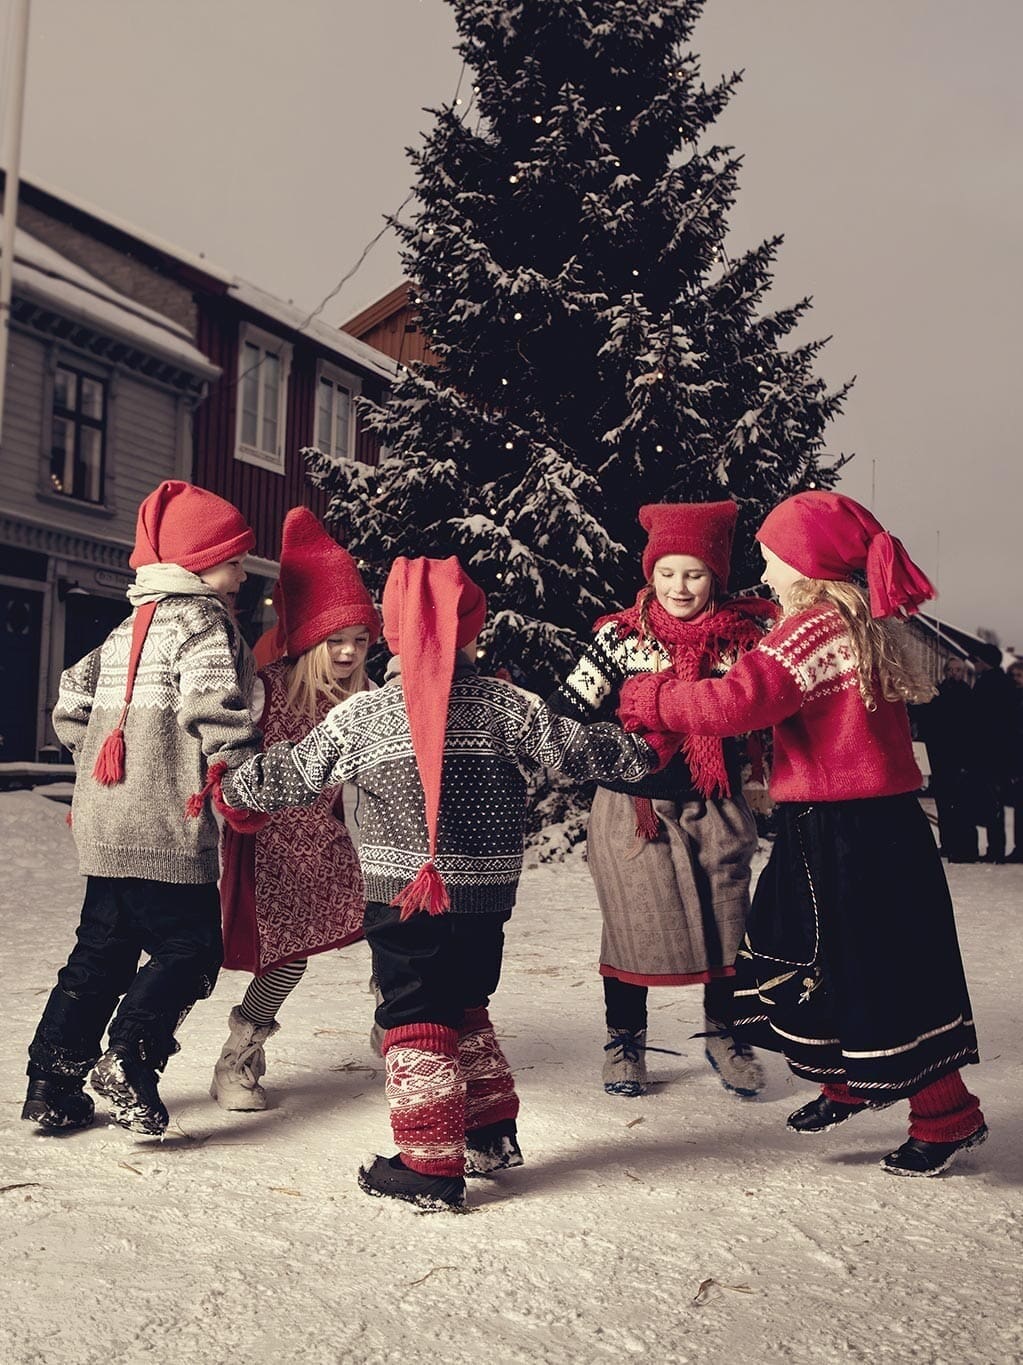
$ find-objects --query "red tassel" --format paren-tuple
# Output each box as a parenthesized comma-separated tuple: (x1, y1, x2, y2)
(184, 760, 228, 820)
(391, 861, 451, 920)
(92, 728, 126, 785)
(633, 797, 661, 840)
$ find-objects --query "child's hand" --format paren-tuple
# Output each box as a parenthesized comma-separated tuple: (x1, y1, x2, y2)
(640, 729, 682, 771)
(618, 672, 672, 733)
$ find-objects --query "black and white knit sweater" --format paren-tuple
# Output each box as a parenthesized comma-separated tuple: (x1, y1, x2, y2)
(54, 592, 260, 883)
(223, 661, 656, 914)
(551, 621, 738, 799)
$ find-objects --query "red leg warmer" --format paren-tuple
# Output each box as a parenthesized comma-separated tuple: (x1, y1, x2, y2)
(381, 1023, 465, 1177)
(459, 1006, 519, 1133)
(908, 1070, 985, 1143)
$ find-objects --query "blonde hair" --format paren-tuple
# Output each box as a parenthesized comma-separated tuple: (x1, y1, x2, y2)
(786, 579, 934, 709)
(283, 640, 367, 725)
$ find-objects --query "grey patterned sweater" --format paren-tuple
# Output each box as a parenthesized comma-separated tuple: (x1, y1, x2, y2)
(223, 661, 657, 913)
(54, 592, 261, 883)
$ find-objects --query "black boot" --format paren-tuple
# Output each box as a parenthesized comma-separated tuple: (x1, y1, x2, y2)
(881, 1124, 989, 1177)
(357, 1154, 466, 1212)
(21, 1076, 95, 1131)
(91, 1044, 169, 1136)
(788, 1094, 869, 1133)
(464, 1118, 524, 1177)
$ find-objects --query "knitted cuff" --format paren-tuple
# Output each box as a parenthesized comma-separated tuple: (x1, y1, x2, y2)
(642, 729, 682, 771)
(381, 1022, 460, 1058)
(618, 672, 669, 733)
(213, 787, 270, 834)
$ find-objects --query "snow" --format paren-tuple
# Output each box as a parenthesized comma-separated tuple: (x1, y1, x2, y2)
(1, 789, 1020, 1365)
(2, 219, 218, 376)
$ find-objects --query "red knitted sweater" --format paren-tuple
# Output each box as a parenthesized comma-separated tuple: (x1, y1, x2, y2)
(618, 603, 922, 803)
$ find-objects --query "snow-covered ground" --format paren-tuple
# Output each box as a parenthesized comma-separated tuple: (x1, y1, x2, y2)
(1, 789, 1019, 1365)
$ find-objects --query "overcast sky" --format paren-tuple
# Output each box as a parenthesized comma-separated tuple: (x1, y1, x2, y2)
(3, 0, 1021, 644)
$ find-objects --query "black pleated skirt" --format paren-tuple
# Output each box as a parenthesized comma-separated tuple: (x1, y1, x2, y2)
(732, 794, 980, 1100)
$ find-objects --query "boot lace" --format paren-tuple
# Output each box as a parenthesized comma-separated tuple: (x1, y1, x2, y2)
(604, 1031, 681, 1062)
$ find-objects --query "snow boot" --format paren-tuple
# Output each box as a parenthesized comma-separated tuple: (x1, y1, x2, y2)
(210, 1007, 279, 1111)
(368, 976, 385, 1058)
(881, 1124, 989, 1177)
(91, 1044, 169, 1136)
(788, 1093, 868, 1133)
(464, 1117, 524, 1177)
(699, 1018, 765, 1098)
(357, 1154, 466, 1212)
(21, 1076, 95, 1131)
(602, 1028, 648, 1097)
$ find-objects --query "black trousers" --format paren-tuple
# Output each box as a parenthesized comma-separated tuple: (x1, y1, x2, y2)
(603, 975, 736, 1032)
(364, 900, 511, 1031)
(28, 876, 223, 1078)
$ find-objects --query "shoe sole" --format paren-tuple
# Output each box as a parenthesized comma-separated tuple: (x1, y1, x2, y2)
(704, 1047, 762, 1099)
(881, 1125, 989, 1178)
(20, 1099, 94, 1131)
(92, 1070, 168, 1137)
(209, 1081, 267, 1112)
(356, 1165, 467, 1213)
(604, 1082, 645, 1097)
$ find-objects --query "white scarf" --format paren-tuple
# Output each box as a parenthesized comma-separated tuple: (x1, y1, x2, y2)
(127, 563, 226, 607)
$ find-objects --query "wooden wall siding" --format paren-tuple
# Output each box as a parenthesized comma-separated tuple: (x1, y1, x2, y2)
(357, 310, 437, 369)
(1, 327, 180, 543)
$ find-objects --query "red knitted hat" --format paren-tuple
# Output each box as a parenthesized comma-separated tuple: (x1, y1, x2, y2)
(129, 480, 255, 572)
(273, 507, 380, 659)
(640, 501, 738, 585)
(756, 491, 935, 618)
(382, 557, 487, 919)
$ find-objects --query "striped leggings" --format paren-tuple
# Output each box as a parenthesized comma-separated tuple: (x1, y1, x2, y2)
(238, 960, 308, 1027)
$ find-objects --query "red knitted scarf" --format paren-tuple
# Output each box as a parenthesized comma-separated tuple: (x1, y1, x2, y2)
(597, 591, 777, 799)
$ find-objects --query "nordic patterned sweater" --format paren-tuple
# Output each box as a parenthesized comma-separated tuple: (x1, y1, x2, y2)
(551, 620, 742, 799)
(222, 661, 657, 914)
(620, 603, 921, 803)
(53, 593, 261, 883)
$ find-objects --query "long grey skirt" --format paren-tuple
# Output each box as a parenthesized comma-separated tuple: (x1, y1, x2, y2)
(587, 787, 758, 985)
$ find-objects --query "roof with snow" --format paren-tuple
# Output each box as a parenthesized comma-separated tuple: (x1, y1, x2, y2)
(6, 174, 397, 383)
(3, 217, 218, 377)
(910, 612, 990, 660)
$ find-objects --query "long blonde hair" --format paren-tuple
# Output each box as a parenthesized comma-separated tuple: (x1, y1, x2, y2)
(282, 640, 367, 725)
(786, 578, 934, 709)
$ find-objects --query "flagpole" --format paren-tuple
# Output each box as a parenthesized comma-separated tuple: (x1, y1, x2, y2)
(0, 0, 33, 450)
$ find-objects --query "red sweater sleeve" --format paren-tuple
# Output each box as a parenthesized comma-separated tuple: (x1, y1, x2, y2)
(619, 645, 803, 738)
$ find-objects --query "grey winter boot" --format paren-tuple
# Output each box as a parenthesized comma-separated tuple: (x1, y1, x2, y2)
(369, 975, 385, 1058)
(210, 1007, 280, 1111)
(602, 1028, 648, 1097)
(701, 1017, 765, 1098)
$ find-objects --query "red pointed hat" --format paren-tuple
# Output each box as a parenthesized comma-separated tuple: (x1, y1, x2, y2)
(639, 501, 738, 585)
(272, 508, 380, 659)
(382, 557, 487, 919)
(129, 480, 255, 572)
(756, 491, 935, 618)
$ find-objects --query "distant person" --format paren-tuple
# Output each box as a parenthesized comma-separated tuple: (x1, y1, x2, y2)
(919, 656, 978, 863)
(1006, 659, 1023, 862)
(23, 482, 263, 1137)
(620, 492, 987, 1177)
(970, 643, 1014, 863)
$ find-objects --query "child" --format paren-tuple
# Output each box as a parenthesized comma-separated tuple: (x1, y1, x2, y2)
(23, 481, 263, 1137)
(619, 491, 987, 1177)
(219, 555, 676, 1211)
(551, 502, 776, 1099)
(211, 507, 379, 1109)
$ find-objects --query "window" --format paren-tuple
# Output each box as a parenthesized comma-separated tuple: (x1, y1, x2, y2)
(235, 326, 291, 473)
(50, 365, 107, 504)
(315, 362, 362, 461)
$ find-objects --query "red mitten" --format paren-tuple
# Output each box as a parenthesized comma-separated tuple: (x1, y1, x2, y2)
(641, 729, 683, 772)
(213, 789, 270, 835)
(618, 672, 671, 733)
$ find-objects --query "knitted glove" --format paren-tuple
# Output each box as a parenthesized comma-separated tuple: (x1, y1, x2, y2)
(618, 671, 672, 733)
(641, 729, 683, 772)
(214, 791, 270, 835)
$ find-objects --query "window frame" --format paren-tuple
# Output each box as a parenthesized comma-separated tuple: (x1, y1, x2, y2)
(313, 359, 362, 463)
(234, 323, 292, 475)
(48, 361, 109, 506)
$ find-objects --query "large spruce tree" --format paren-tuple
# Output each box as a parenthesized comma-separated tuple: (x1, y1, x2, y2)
(307, 0, 848, 692)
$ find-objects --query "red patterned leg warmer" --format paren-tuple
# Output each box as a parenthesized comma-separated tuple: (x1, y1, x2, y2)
(821, 1082, 862, 1105)
(908, 1070, 985, 1143)
(459, 1006, 519, 1133)
(381, 1023, 465, 1177)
